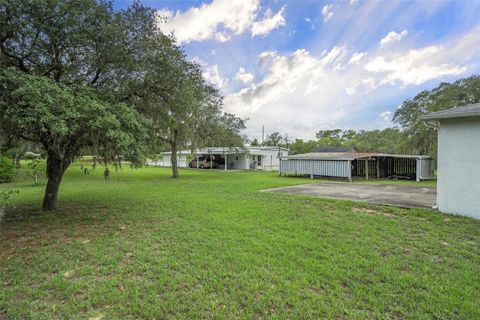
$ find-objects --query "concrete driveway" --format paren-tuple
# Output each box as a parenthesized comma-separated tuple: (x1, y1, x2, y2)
(262, 182, 437, 208)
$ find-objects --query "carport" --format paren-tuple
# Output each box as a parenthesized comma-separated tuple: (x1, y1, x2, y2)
(158, 146, 289, 171)
(192, 147, 250, 170)
(279, 152, 434, 182)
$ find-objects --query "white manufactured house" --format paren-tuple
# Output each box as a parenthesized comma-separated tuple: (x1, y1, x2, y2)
(149, 146, 289, 171)
(422, 103, 480, 219)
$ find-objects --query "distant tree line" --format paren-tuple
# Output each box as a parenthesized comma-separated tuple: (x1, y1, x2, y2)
(253, 75, 480, 156)
(252, 128, 406, 155)
(0, 0, 245, 210)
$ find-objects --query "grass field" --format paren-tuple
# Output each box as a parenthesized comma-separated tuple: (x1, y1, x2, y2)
(1, 165, 479, 319)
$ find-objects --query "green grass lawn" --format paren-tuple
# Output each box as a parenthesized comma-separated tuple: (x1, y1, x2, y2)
(1, 165, 479, 319)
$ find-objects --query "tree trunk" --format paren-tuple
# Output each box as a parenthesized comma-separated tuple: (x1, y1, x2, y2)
(42, 154, 70, 211)
(170, 128, 179, 178)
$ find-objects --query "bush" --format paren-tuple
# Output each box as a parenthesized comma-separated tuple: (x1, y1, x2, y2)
(0, 189, 18, 207)
(0, 189, 19, 230)
(15, 159, 45, 182)
(0, 156, 16, 183)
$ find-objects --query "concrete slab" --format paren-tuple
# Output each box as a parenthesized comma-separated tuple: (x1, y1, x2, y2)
(262, 182, 437, 208)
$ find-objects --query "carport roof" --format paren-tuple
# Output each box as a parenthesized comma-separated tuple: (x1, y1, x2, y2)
(198, 146, 289, 154)
(161, 146, 289, 155)
(284, 152, 431, 160)
(421, 102, 480, 120)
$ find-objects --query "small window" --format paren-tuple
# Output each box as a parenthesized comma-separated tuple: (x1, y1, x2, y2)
(235, 155, 239, 160)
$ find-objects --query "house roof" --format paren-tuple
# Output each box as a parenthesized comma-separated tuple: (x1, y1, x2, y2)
(421, 102, 480, 120)
(283, 152, 431, 161)
(245, 146, 290, 152)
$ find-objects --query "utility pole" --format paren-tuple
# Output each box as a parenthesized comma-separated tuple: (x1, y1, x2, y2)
(262, 125, 264, 145)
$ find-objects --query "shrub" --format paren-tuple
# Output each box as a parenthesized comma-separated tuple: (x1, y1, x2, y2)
(0, 189, 19, 230)
(0, 189, 18, 207)
(27, 158, 43, 185)
(0, 156, 16, 183)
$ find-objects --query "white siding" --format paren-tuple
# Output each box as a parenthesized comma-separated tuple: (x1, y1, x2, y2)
(250, 149, 288, 171)
(227, 154, 248, 169)
(153, 147, 289, 171)
(437, 117, 480, 218)
(148, 154, 188, 168)
(416, 159, 435, 181)
(280, 159, 350, 178)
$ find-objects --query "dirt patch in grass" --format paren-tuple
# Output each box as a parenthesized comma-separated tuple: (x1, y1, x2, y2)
(351, 206, 397, 218)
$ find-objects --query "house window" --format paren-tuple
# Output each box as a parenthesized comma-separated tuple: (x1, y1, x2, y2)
(257, 155, 262, 166)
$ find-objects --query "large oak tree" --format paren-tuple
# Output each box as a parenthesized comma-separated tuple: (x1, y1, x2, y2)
(0, 69, 147, 210)
(0, 0, 157, 210)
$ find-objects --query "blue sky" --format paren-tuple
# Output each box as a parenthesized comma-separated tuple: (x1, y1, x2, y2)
(114, 0, 480, 140)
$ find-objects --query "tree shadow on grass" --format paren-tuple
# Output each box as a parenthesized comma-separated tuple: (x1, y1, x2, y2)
(0, 197, 137, 246)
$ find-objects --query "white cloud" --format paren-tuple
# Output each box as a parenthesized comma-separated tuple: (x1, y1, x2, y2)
(346, 85, 357, 95)
(322, 4, 334, 22)
(348, 52, 367, 64)
(379, 111, 392, 121)
(364, 46, 466, 86)
(362, 77, 378, 90)
(258, 50, 278, 66)
(251, 6, 286, 37)
(224, 48, 352, 137)
(203, 64, 226, 89)
(304, 17, 317, 30)
(380, 30, 408, 47)
(235, 67, 255, 84)
(350, 0, 358, 5)
(157, 0, 286, 44)
(226, 49, 321, 113)
(222, 26, 479, 138)
(320, 46, 349, 70)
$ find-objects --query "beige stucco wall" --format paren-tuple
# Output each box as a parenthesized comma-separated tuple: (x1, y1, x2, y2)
(437, 117, 480, 219)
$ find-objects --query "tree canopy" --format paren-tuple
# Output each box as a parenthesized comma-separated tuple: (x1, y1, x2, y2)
(0, 69, 148, 209)
(286, 128, 406, 155)
(262, 132, 283, 146)
(126, 33, 245, 178)
(393, 75, 480, 156)
(0, 0, 159, 210)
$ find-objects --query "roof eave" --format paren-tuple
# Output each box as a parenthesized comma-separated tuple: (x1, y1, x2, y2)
(421, 111, 480, 121)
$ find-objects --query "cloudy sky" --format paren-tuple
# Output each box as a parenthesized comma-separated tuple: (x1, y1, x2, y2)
(114, 0, 480, 140)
